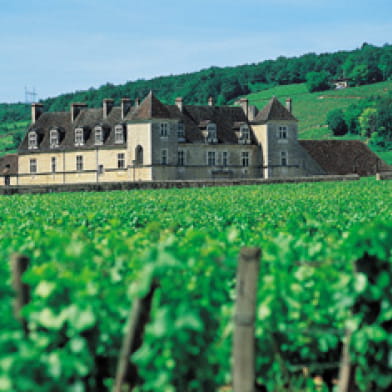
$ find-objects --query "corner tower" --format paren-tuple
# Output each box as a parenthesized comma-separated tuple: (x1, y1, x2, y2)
(252, 97, 303, 178)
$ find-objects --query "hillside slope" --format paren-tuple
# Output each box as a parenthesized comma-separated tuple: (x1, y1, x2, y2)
(245, 80, 392, 139)
(2, 81, 392, 164)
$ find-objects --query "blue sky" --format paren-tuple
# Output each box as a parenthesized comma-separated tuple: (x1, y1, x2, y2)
(1, 0, 392, 103)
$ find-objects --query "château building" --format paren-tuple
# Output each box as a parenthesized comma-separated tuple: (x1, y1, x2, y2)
(0, 92, 388, 186)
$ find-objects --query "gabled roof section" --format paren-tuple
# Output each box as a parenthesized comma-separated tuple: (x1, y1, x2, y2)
(299, 140, 391, 176)
(131, 91, 175, 120)
(253, 96, 297, 123)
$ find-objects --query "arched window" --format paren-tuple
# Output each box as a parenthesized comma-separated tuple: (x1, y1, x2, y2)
(50, 129, 59, 148)
(135, 145, 143, 165)
(115, 125, 124, 144)
(28, 131, 38, 149)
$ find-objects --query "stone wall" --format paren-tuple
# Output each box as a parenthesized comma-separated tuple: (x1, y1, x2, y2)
(376, 171, 392, 180)
(0, 174, 359, 196)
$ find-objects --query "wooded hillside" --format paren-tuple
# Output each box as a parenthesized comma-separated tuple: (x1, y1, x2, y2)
(1, 42, 392, 158)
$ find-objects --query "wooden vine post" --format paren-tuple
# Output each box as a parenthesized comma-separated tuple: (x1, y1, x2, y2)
(337, 330, 355, 392)
(10, 253, 30, 335)
(233, 247, 261, 392)
(113, 280, 158, 392)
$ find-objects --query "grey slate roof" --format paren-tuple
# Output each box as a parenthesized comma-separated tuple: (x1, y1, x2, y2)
(253, 96, 297, 123)
(18, 93, 300, 153)
(299, 140, 390, 176)
(19, 107, 127, 154)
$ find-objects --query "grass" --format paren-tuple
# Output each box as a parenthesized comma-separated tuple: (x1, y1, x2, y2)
(245, 80, 392, 139)
(376, 151, 392, 165)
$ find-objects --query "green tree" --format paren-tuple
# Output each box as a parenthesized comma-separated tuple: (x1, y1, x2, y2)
(326, 108, 347, 135)
(350, 64, 370, 86)
(359, 107, 378, 137)
(305, 71, 330, 92)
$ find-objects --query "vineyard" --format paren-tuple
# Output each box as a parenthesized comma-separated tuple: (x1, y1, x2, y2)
(0, 178, 391, 391)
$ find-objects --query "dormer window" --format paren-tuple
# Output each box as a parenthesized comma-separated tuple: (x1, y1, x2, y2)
(207, 123, 217, 140)
(75, 128, 84, 146)
(160, 122, 168, 137)
(177, 122, 185, 138)
(28, 131, 38, 149)
(115, 125, 124, 144)
(50, 129, 59, 148)
(95, 127, 103, 145)
(278, 126, 288, 139)
(240, 125, 250, 140)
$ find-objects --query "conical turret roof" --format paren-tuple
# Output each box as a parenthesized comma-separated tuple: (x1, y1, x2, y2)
(131, 91, 173, 120)
(253, 96, 297, 122)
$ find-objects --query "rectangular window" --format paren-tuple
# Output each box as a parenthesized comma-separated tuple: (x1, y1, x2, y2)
(28, 132, 37, 149)
(207, 151, 216, 166)
(95, 128, 103, 145)
(98, 164, 104, 175)
(76, 155, 83, 171)
(278, 126, 288, 139)
(240, 125, 250, 140)
(241, 151, 249, 167)
(50, 130, 59, 147)
(115, 126, 124, 144)
(29, 159, 37, 174)
(281, 151, 287, 166)
(160, 122, 168, 137)
(207, 124, 217, 139)
(222, 152, 228, 167)
(177, 150, 184, 166)
(161, 149, 168, 165)
(75, 128, 84, 145)
(117, 153, 125, 169)
(51, 157, 56, 173)
(177, 122, 185, 138)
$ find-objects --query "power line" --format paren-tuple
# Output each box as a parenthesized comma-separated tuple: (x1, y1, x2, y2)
(24, 86, 37, 104)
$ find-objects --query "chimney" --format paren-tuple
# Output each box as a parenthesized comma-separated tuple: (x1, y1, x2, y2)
(103, 99, 114, 119)
(239, 98, 248, 118)
(175, 97, 183, 112)
(31, 103, 43, 123)
(247, 105, 257, 121)
(286, 98, 292, 113)
(71, 103, 87, 122)
(208, 96, 214, 106)
(135, 97, 140, 107)
(121, 98, 132, 119)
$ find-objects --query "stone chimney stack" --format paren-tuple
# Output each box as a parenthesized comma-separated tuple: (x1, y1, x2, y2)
(71, 103, 87, 122)
(135, 97, 140, 108)
(31, 103, 43, 123)
(121, 98, 132, 119)
(103, 99, 114, 119)
(286, 98, 292, 113)
(239, 98, 249, 118)
(175, 97, 183, 112)
(208, 96, 214, 106)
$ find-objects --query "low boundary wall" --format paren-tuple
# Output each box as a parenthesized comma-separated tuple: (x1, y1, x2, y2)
(376, 171, 392, 180)
(0, 174, 360, 195)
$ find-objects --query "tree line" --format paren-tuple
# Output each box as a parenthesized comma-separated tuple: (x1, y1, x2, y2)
(1, 42, 392, 125)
